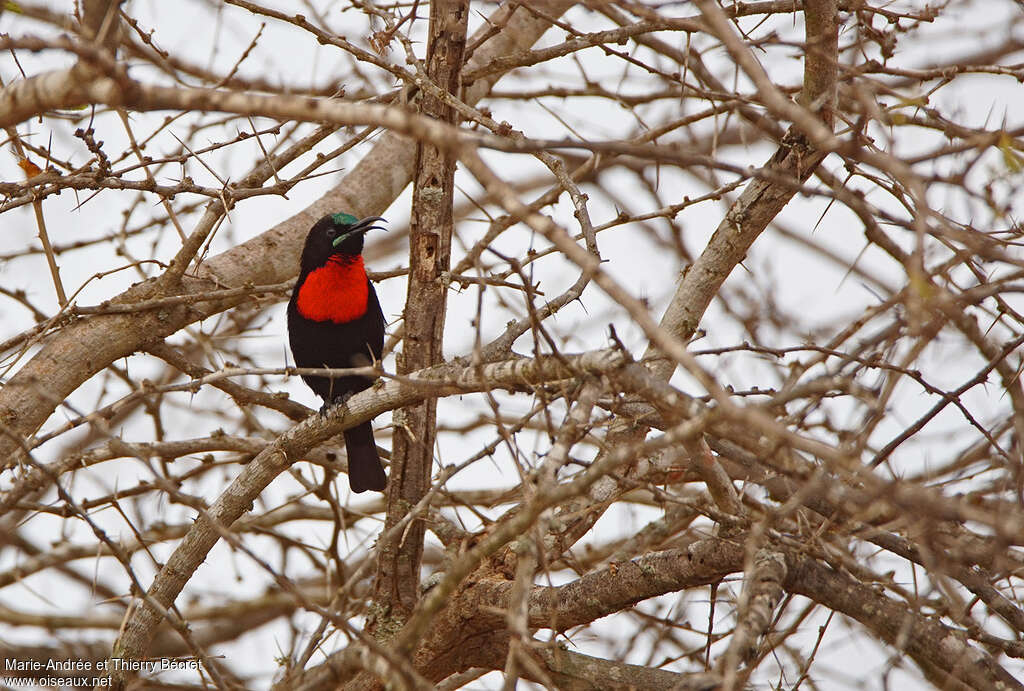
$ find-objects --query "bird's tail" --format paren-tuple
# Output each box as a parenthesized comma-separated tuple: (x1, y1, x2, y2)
(344, 421, 387, 493)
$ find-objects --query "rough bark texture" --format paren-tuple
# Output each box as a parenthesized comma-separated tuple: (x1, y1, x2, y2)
(372, 0, 469, 626)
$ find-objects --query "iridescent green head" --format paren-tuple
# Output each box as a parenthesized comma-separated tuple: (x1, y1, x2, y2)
(331, 212, 359, 226)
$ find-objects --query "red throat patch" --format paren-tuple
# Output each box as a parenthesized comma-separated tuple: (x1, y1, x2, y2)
(295, 255, 369, 323)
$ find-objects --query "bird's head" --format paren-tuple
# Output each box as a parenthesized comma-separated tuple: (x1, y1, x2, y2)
(299, 212, 387, 269)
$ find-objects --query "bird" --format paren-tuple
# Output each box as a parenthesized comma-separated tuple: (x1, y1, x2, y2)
(288, 212, 388, 493)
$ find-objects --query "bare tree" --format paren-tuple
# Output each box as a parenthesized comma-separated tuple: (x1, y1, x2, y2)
(1, 1, 1022, 689)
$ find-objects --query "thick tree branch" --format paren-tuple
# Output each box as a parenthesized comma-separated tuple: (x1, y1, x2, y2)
(373, 0, 469, 630)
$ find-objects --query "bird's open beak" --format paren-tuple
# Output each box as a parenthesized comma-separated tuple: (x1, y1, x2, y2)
(332, 216, 388, 247)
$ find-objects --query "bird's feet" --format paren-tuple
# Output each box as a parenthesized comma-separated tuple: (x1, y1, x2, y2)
(319, 391, 355, 416)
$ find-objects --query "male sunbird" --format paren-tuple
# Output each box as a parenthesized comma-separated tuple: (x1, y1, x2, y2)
(287, 212, 388, 492)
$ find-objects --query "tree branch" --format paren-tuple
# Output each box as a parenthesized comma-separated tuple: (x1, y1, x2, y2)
(373, 0, 469, 629)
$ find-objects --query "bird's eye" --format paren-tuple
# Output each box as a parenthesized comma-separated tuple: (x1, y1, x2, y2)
(326, 227, 337, 238)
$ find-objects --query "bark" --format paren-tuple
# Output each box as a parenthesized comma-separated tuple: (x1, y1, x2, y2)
(372, 0, 469, 628)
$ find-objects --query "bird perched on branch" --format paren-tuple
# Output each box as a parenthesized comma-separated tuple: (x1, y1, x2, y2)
(288, 212, 388, 492)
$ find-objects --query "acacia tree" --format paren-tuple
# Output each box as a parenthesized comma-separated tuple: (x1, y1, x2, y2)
(0, 1, 1022, 689)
